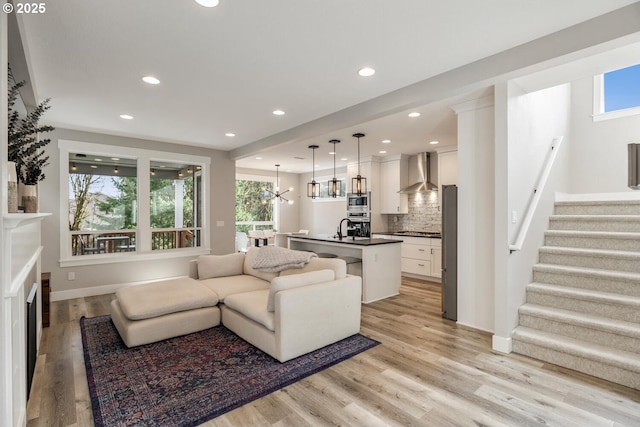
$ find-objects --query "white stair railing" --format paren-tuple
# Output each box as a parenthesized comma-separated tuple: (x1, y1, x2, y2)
(509, 136, 564, 253)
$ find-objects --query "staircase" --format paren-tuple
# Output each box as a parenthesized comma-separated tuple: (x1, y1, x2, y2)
(512, 199, 640, 390)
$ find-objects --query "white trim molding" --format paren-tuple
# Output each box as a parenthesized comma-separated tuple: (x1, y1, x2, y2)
(492, 334, 513, 354)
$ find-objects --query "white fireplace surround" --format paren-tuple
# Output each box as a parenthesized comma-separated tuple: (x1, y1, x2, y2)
(1, 213, 49, 427)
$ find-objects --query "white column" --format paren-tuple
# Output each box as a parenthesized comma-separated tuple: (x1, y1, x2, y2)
(451, 94, 496, 333)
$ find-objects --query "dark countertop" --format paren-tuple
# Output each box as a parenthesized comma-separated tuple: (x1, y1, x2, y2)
(373, 231, 442, 239)
(288, 234, 402, 246)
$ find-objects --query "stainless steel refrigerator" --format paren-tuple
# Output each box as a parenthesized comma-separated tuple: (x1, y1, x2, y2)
(441, 185, 458, 321)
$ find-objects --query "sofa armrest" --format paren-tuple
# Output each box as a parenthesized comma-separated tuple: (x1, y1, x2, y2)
(274, 275, 362, 361)
(189, 259, 199, 279)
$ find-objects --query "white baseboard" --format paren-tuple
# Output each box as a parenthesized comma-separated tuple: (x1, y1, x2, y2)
(50, 275, 188, 302)
(492, 335, 513, 354)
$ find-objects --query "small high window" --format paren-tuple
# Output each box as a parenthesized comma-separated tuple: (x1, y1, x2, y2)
(594, 63, 640, 121)
(603, 63, 640, 112)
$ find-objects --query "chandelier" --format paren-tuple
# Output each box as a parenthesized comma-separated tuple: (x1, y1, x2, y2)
(262, 164, 294, 204)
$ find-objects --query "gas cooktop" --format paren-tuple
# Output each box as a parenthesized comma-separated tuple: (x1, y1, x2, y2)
(393, 231, 442, 238)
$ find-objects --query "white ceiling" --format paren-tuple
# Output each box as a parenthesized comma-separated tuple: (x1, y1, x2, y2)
(16, 0, 640, 173)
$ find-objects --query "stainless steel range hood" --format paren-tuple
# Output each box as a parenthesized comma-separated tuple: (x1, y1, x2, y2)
(399, 152, 438, 193)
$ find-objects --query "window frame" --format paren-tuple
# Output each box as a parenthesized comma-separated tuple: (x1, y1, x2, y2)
(593, 72, 640, 122)
(59, 139, 211, 267)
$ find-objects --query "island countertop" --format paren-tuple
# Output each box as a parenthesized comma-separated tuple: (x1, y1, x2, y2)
(287, 234, 402, 246)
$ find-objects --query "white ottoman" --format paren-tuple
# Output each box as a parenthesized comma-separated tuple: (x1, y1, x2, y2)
(110, 277, 221, 347)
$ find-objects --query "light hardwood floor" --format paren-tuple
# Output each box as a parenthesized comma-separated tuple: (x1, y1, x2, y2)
(27, 277, 640, 426)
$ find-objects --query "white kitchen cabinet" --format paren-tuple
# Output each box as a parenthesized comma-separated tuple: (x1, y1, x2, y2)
(438, 149, 458, 186)
(431, 245, 442, 278)
(395, 235, 442, 280)
(380, 156, 408, 214)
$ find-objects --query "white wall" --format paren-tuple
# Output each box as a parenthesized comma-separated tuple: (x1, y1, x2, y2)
(569, 76, 640, 194)
(493, 81, 572, 351)
(297, 167, 347, 236)
(40, 128, 236, 297)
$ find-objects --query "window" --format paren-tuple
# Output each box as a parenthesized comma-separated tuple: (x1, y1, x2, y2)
(69, 154, 137, 256)
(235, 177, 275, 233)
(59, 140, 210, 266)
(594, 63, 640, 121)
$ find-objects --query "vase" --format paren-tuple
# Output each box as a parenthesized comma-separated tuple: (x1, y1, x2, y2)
(7, 161, 18, 213)
(22, 184, 38, 213)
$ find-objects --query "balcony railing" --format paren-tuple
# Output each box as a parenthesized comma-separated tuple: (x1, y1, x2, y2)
(71, 227, 201, 255)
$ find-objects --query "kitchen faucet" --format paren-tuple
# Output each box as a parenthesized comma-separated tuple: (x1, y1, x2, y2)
(337, 218, 352, 240)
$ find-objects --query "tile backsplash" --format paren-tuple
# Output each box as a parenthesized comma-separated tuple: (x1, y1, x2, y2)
(386, 192, 441, 233)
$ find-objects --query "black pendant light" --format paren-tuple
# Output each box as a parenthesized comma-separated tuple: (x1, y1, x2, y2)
(328, 139, 341, 198)
(307, 145, 320, 199)
(351, 133, 367, 196)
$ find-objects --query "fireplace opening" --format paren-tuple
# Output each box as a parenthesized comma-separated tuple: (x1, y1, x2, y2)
(26, 282, 37, 398)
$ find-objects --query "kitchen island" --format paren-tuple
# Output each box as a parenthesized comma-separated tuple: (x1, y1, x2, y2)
(288, 235, 402, 303)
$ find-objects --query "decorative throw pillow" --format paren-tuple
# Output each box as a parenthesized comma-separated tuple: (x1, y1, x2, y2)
(197, 253, 245, 279)
(267, 269, 335, 312)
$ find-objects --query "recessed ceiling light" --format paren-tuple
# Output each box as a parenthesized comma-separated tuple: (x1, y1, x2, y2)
(255, 157, 263, 160)
(142, 76, 160, 85)
(120, 114, 134, 120)
(194, 0, 219, 7)
(111, 157, 120, 161)
(340, 157, 348, 161)
(272, 110, 285, 116)
(94, 158, 102, 162)
(408, 112, 421, 118)
(90, 165, 98, 169)
(329, 151, 336, 155)
(430, 140, 440, 145)
(358, 67, 376, 77)
(379, 150, 387, 154)
(382, 139, 391, 144)
(225, 132, 236, 137)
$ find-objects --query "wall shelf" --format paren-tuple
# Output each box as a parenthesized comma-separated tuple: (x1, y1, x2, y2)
(3, 213, 51, 230)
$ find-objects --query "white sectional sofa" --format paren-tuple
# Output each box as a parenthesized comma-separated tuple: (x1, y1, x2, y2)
(111, 247, 363, 362)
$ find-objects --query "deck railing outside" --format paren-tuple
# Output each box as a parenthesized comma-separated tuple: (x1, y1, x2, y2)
(71, 227, 202, 255)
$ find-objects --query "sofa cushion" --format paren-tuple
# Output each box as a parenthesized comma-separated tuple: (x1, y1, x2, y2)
(224, 290, 275, 331)
(267, 269, 335, 312)
(279, 257, 346, 279)
(115, 277, 218, 321)
(243, 247, 278, 282)
(197, 253, 245, 279)
(199, 274, 270, 302)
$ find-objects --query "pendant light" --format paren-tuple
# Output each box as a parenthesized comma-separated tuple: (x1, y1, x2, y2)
(328, 139, 341, 198)
(351, 133, 367, 196)
(262, 164, 293, 205)
(307, 145, 320, 199)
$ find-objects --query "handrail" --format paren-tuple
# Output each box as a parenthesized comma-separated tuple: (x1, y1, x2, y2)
(509, 136, 564, 253)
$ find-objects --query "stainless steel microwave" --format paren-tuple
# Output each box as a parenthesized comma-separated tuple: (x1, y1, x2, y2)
(347, 192, 371, 212)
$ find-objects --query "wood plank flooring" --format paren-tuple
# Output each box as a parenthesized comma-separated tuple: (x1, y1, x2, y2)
(26, 277, 640, 426)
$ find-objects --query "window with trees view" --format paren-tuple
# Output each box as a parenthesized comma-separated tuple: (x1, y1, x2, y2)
(64, 145, 208, 260)
(235, 178, 275, 233)
(150, 161, 202, 251)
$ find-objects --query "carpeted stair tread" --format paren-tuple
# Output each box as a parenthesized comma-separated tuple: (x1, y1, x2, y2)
(519, 303, 640, 339)
(533, 263, 640, 282)
(549, 214, 640, 221)
(544, 229, 640, 240)
(539, 246, 640, 260)
(512, 326, 640, 373)
(527, 282, 640, 309)
(555, 200, 640, 207)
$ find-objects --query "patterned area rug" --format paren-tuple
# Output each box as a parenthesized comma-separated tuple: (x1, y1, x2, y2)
(81, 315, 379, 427)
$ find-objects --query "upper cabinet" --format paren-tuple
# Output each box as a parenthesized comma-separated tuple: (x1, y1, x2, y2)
(380, 155, 409, 214)
(438, 149, 458, 187)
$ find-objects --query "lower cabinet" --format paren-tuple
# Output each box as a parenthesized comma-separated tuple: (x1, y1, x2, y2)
(373, 234, 442, 279)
